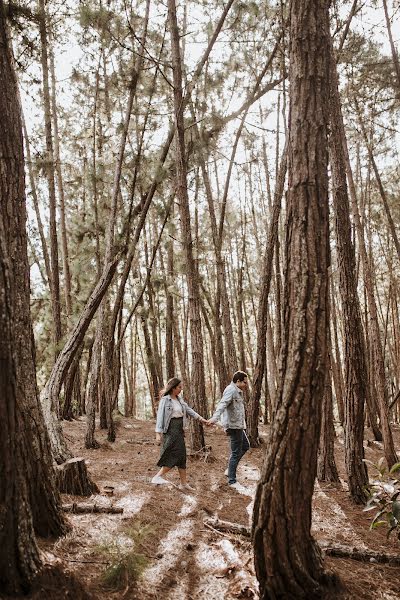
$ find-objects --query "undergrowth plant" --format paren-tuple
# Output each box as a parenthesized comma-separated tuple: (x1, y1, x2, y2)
(97, 522, 152, 591)
(364, 458, 400, 539)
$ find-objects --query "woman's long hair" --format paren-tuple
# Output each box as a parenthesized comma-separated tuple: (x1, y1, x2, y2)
(161, 377, 181, 397)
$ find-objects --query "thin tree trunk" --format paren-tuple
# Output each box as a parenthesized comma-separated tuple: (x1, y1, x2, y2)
(382, 0, 400, 89)
(247, 146, 287, 446)
(317, 328, 340, 483)
(168, 0, 207, 449)
(50, 47, 72, 316)
(343, 95, 398, 467)
(38, 0, 62, 355)
(328, 39, 369, 502)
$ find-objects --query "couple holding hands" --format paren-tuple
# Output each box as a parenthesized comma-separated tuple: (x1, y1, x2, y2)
(151, 371, 249, 491)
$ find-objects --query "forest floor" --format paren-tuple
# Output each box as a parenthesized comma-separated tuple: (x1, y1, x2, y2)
(16, 418, 400, 599)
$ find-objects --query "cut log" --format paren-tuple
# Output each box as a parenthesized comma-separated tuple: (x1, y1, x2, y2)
(56, 458, 99, 496)
(62, 503, 123, 514)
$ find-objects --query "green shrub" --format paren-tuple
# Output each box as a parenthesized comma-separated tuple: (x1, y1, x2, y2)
(364, 458, 400, 539)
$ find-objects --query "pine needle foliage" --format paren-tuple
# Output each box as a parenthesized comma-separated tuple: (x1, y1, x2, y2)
(96, 522, 152, 591)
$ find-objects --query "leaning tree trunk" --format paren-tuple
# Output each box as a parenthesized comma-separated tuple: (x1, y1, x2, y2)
(328, 39, 369, 502)
(252, 0, 337, 596)
(0, 7, 68, 592)
(168, 0, 207, 449)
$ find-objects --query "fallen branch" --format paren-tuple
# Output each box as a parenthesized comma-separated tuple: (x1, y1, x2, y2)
(320, 542, 400, 565)
(204, 518, 400, 565)
(62, 503, 123, 514)
(204, 517, 251, 537)
(204, 521, 236, 539)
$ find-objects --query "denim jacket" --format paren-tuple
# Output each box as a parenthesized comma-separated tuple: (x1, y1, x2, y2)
(155, 394, 202, 433)
(210, 382, 246, 430)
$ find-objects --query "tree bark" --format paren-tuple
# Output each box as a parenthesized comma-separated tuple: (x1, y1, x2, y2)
(247, 145, 287, 447)
(38, 0, 62, 355)
(168, 0, 207, 450)
(317, 343, 340, 483)
(328, 39, 369, 502)
(252, 0, 336, 595)
(0, 8, 67, 591)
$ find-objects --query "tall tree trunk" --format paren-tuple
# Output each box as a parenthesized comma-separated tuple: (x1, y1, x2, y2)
(38, 0, 62, 356)
(328, 40, 368, 502)
(168, 0, 207, 449)
(0, 8, 68, 591)
(50, 47, 72, 316)
(343, 104, 398, 467)
(165, 236, 175, 379)
(247, 146, 286, 446)
(252, 0, 335, 595)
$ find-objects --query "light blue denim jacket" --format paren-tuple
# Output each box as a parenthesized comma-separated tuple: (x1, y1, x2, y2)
(210, 382, 246, 430)
(155, 394, 202, 433)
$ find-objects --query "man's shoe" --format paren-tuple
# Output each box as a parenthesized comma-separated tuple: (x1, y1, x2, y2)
(151, 475, 170, 485)
(229, 482, 247, 493)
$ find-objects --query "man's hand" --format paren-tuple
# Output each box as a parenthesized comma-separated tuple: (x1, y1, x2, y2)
(156, 433, 162, 445)
(203, 419, 215, 427)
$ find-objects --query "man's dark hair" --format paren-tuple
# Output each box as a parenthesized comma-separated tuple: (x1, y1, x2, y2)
(232, 371, 248, 383)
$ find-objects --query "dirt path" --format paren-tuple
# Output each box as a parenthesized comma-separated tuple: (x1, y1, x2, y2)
(29, 418, 400, 599)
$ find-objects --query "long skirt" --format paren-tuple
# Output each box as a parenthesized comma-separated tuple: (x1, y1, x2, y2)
(157, 417, 186, 469)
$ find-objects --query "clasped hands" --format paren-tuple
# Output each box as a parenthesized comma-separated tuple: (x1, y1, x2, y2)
(201, 418, 216, 427)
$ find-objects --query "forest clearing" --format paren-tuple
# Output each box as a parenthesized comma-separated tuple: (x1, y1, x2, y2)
(2, 0, 400, 598)
(2, 417, 399, 600)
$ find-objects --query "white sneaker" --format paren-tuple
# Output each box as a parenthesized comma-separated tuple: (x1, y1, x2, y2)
(229, 482, 247, 494)
(178, 483, 195, 492)
(224, 469, 229, 476)
(151, 475, 170, 485)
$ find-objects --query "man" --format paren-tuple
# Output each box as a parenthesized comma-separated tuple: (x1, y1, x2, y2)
(207, 371, 249, 487)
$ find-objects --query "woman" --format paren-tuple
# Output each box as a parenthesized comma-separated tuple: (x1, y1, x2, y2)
(151, 377, 208, 490)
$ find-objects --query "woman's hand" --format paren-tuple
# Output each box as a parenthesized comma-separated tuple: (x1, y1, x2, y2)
(156, 433, 162, 445)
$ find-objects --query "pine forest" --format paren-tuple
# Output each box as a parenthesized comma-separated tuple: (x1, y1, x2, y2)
(1, 0, 400, 598)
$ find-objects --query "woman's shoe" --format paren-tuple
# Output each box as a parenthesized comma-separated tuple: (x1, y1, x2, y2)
(151, 475, 170, 485)
(179, 483, 195, 492)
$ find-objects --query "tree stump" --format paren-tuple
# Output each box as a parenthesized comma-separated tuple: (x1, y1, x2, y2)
(56, 458, 99, 496)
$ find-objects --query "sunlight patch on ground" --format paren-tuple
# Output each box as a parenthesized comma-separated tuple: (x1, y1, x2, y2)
(194, 538, 258, 598)
(246, 498, 254, 524)
(312, 483, 368, 548)
(142, 519, 195, 585)
(178, 493, 197, 517)
(115, 491, 150, 516)
(195, 541, 232, 598)
(232, 482, 255, 498)
(239, 464, 260, 482)
(164, 571, 191, 600)
(69, 514, 120, 541)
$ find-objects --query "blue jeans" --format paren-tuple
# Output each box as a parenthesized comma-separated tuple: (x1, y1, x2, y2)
(227, 429, 249, 484)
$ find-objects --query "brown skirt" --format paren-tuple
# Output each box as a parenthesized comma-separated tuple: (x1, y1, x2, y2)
(157, 417, 186, 469)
